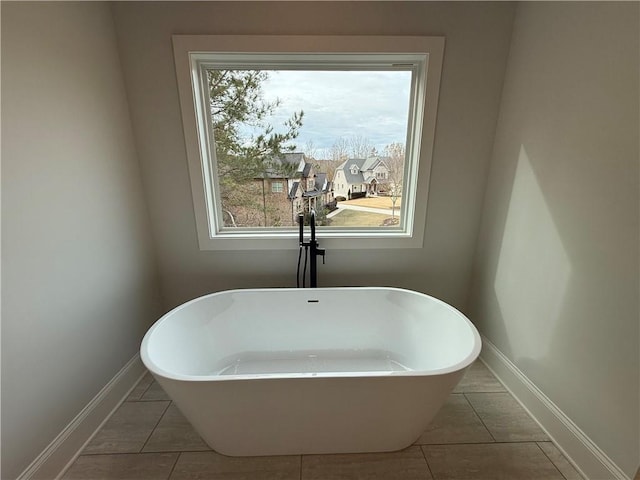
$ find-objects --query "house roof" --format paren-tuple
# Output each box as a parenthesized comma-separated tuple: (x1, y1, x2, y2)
(279, 152, 305, 167)
(262, 152, 306, 179)
(303, 189, 323, 198)
(337, 156, 391, 185)
(340, 158, 366, 184)
(315, 173, 328, 191)
(362, 157, 383, 171)
(363, 173, 377, 183)
(288, 181, 300, 199)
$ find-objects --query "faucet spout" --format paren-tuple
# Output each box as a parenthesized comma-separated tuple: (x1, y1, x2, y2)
(310, 209, 316, 242)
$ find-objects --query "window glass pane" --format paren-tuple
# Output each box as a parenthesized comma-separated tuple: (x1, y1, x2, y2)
(206, 69, 411, 229)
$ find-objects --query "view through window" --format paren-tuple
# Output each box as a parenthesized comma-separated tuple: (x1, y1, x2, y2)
(174, 35, 444, 249)
(206, 68, 412, 230)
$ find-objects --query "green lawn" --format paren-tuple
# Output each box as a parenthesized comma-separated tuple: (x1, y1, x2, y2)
(328, 209, 395, 227)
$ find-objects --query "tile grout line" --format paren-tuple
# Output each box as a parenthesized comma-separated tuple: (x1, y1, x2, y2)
(139, 401, 172, 453)
(299, 454, 303, 480)
(535, 442, 567, 480)
(126, 373, 154, 402)
(418, 444, 437, 480)
(75, 449, 215, 458)
(137, 375, 154, 400)
(417, 440, 547, 447)
(535, 441, 582, 480)
(74, 399, 173, 459)
(127, 398, 174, 403)
(165, 452, 181, 480)
(462, 391, 498, 443)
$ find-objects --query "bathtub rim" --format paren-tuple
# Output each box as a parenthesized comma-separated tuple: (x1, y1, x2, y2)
(140, 286, 482, 382)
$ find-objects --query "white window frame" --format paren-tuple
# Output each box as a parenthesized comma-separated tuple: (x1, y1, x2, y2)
(173, 35, 444, 250)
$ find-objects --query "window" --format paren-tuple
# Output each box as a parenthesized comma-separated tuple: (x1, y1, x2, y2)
(173, 35, 444, 250)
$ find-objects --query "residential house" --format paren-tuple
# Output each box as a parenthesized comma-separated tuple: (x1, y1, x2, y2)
(254, 153, 334, 226)
(333, 157, 391, 199)
(292, 171, 335, 215)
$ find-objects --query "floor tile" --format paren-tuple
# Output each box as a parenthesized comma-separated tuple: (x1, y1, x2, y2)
(141, 380, 172, 401)
(127, 372, 154, 401)
(415, 394, 494, 445)
(453, 360, 506, 393)
(143, 403, 211, 452)
(465, 392, 548, 442)
(301, 446, 432, 480)
(169, 451, 300, 480)
(62, 452, 178, 480)
(423, 443, 564, 480)
(83, 401, 170, 454)
(74, 361, 583, 480)
(537, 442, 584, 479)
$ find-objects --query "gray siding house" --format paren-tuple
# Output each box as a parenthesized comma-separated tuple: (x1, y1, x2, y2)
(333, 157, 390, 199)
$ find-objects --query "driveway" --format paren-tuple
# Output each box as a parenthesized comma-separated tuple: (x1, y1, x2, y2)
(327, 203, 400, 218)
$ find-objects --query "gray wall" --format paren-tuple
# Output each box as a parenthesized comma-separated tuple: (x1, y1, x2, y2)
(111, 1, 516, 310)
(1, 3, 163, 478)
(468, 2, 639, 477)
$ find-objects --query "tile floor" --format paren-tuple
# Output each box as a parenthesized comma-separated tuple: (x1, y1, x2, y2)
(63, 361, 583, 480)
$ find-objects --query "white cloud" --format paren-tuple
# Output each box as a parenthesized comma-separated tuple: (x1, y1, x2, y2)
(239, 70, 412, 156)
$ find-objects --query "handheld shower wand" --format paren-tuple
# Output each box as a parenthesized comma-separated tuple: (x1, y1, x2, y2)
(297, 213, 306, 288)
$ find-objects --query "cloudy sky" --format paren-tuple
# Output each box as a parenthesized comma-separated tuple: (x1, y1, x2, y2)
(239, 70, 412, 158)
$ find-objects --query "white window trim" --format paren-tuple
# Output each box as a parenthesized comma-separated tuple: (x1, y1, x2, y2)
(173, 35, 444, 250)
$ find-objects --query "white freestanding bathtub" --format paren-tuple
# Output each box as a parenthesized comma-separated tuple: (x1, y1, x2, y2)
(140, 287, 481, 456)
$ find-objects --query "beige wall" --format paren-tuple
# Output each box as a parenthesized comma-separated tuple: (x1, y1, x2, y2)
(1, 3, 163, 478)
(111, 1, 516, 310)
(468, 2, 639, 477)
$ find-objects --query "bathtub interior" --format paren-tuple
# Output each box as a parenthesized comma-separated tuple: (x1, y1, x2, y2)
(142, 288, 480, 380)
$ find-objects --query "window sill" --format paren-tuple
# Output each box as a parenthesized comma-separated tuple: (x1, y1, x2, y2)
(196, 229, 424, 250)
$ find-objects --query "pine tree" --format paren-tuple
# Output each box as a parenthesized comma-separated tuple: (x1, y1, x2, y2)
(207, 69, 304, 226)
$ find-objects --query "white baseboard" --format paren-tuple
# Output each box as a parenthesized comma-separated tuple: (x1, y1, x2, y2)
(480, 336, 630, 480)
(16, 354, 146, 480)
